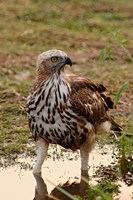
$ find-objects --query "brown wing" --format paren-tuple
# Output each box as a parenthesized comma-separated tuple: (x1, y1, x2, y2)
(66, 74, 113, 124)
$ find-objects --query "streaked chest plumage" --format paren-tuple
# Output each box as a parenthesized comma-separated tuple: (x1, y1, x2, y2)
(26, 73, 89, 150)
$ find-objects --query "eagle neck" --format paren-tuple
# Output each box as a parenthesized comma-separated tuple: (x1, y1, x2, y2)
(42, 71, 71, 109)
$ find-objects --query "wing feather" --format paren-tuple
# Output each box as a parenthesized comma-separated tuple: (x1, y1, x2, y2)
(66, 74, 113, 124)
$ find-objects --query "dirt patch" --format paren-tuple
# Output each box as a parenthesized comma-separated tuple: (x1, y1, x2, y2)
(0, 53, 36, 69)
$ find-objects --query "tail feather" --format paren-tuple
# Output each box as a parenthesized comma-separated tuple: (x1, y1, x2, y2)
(111, 119, 122, 135)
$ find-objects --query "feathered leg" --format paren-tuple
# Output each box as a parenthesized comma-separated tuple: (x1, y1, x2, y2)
(33, 138, 49, 174)
(80, 145, 90, 177)
(80, 145, 90, 195)
(80, 130, 95, 177)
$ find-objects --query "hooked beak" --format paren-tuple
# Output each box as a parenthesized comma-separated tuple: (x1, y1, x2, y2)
(65, 57, 72, 66)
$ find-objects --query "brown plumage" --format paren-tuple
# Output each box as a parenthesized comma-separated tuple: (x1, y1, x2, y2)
(26, 49, 121, 174)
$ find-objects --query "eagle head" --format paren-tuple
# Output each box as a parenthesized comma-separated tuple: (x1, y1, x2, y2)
(36, 49, 72, 74)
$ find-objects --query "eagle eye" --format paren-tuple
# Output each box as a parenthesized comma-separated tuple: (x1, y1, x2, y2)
(51, 56, 58, 62)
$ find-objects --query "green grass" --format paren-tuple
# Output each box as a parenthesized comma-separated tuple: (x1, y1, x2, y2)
(113, 82, 129, 108)
(0, 0, 133, 199)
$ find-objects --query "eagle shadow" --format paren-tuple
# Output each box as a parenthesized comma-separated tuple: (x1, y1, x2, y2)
(33, 173, 89, 200)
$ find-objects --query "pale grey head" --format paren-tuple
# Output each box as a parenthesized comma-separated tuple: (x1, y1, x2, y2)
(36, 49, 72, 73)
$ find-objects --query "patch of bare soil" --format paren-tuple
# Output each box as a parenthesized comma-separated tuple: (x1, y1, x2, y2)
(0, 90, 25, 104)
(0, 53, 36, 69)
(91, 5, 133, 14)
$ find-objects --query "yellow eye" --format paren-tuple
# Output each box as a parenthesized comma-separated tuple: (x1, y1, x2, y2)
(51, 57, 58, 62)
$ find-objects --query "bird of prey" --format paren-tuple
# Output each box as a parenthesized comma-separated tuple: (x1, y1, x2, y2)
(26, 49, 121, 175)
